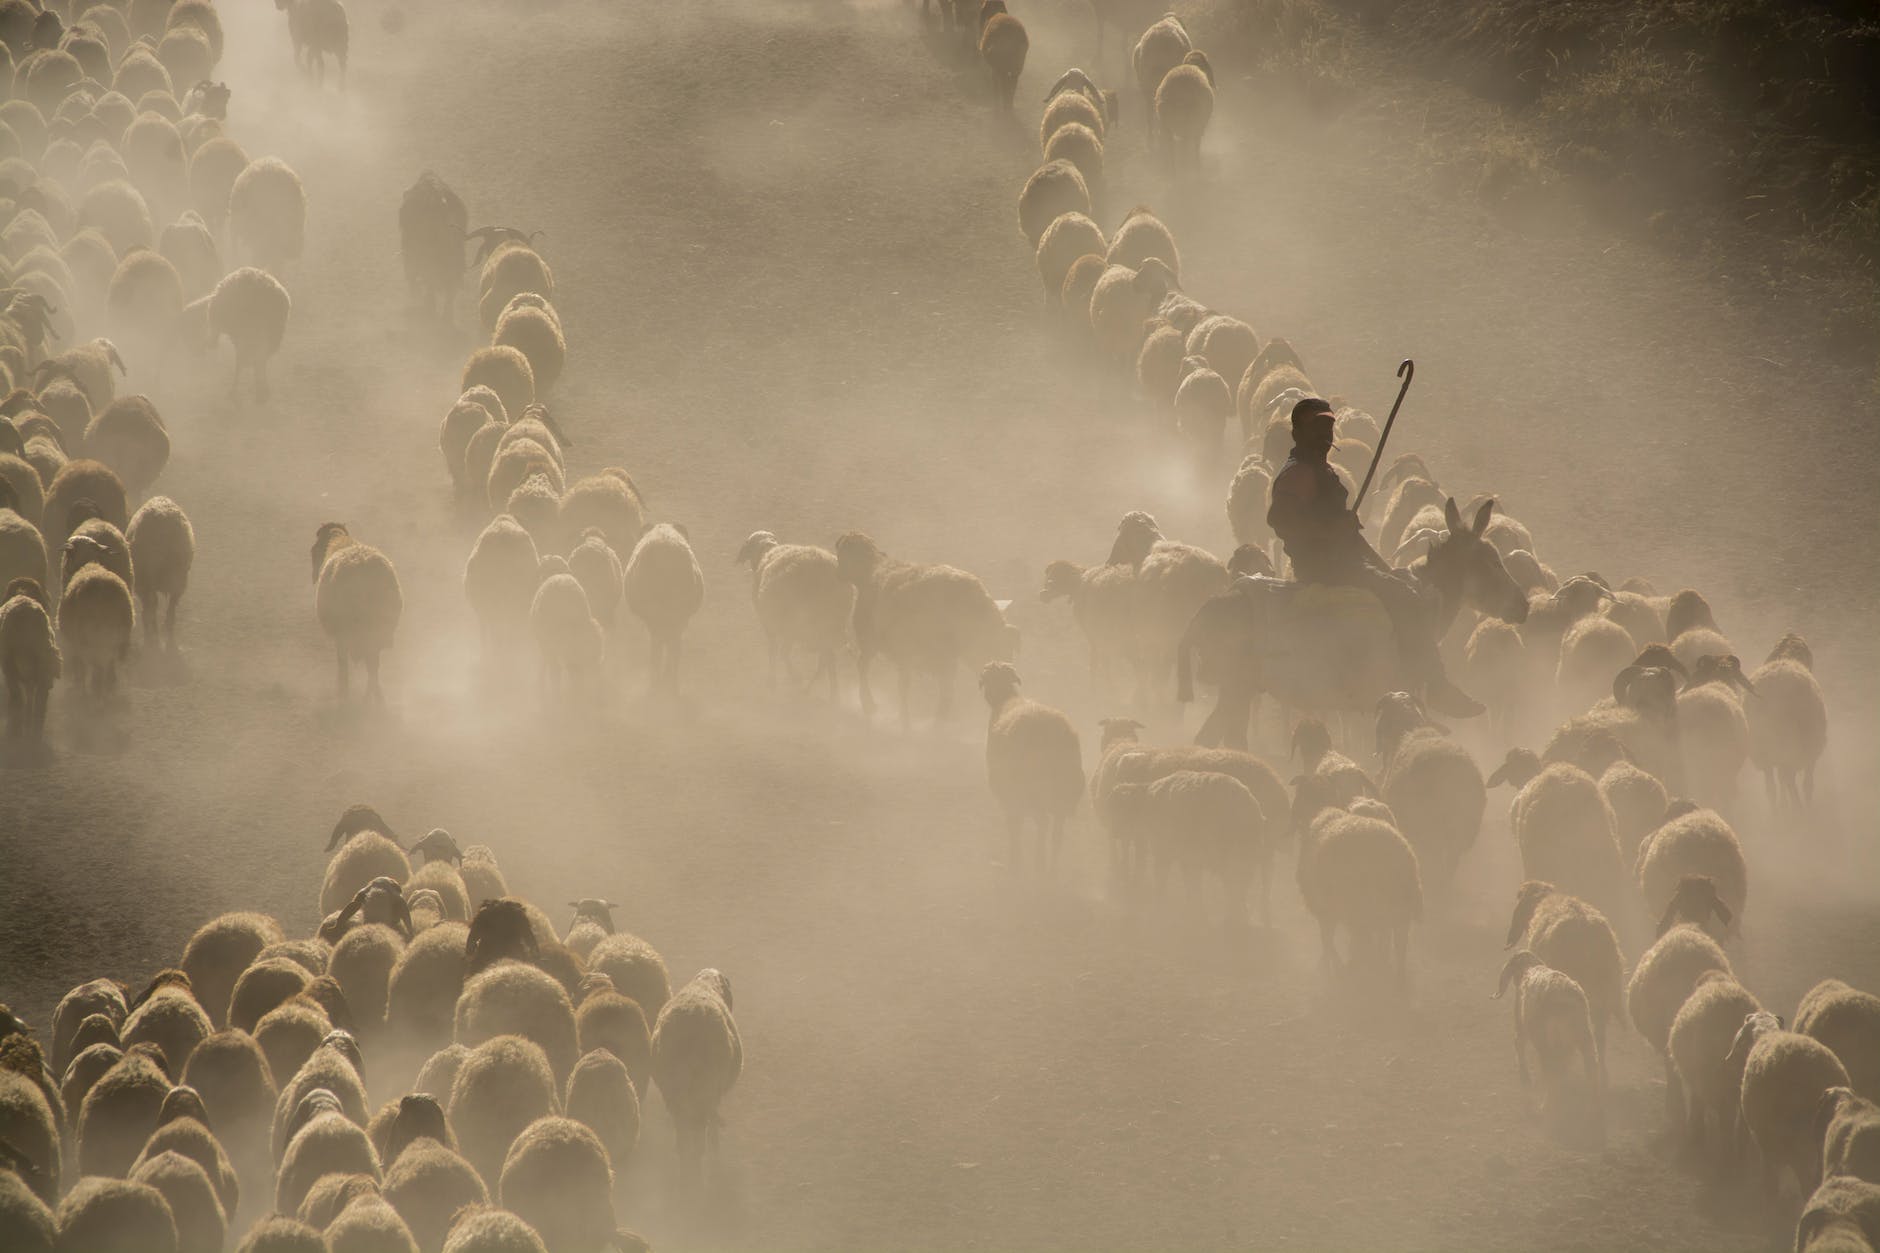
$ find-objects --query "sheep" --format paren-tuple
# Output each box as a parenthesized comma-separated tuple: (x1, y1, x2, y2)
(454, 961, 579, 1085)
(1042, 121, 1102, 202)
(1038, 556, 1136, 691)
(187, 265, 290, 400)
(124, 494, 191, 647)
(529, 567, 603, 699)
(1173, 356, 1233, 460)
(1034, 211, 1105, 308)
(120, 973, 212, 1073)
(556, 469, 642, 559)
(1729, 1010, 1852, 1201)
(236, 1216, 327, 1252)
(56, 558, 132, 696)
(36, 339, 122, 417)
(1154, 49, 1213, 165)
(0, 577, 58, 738)
(51, 976, 128, 1077)
(380, 1135, 485, 1252)
(561, 900, 615, 963)
(62, 514, 136, 593)
(1493, 950, 1600, 1119)
(0, 1069, 58, 1203)
(408, 855, 471, 924)
(1374, 693, 1487, 886)
(79, 178, 157, 256)
(324, 1195, 419, 1252)
(1040, 70, 1115, 146)
(447, 1035, 559, 1189)
(180, 1028, 275, 1153)
(386, 921, 469, 1050)
(1132, 13, 1192, 133)
(228, 156, 305, 271)
(1504, 881, 1624, 1074)
(461, 515, 536, 654)
(0, 1157, 54, 1251)
(1542, 662, 1682, 788)
(1089, 257, 1179, 363)
(651, 968, 740, 1185)
(1107, 766, 1270, 922)
(835, 531, 1015, 725)
(294, 1168, 378, 1231)
(476, 242, 553, 333)
(129, 1148, 224, 1253)
(733, 530, 850, 696)
(1185, 314, 1257, 396)
(1819, 1087, 1880, 1185)
(1599, 758, 1668, 861)
(572, 977, 651, 1100)
(496, 1116, 627, 1251)
(979, 662, 1084, 870)
(1663, 969, 1764, 1158)
(1106, 511, 1225, 696)
(492, 299, 564, 395)
(136, 1105, 240, 1211)
(464, 350, 537, 442)
(1797, 980, 1880, 1103)
(1016, 160, 1091, 249)
(1635, 803, 1746, 935)
(1488, 749, 1626, 923)
(54, 1176, 178, 1253)
(1284, 718, 1377, 828)
(187, 133, 245, 226)
(1797, 1176, 1880, 1253)
(1748, 638, 1827, 807)
(276, 1107, 382, 1216)
(1673, 652, 1754, 803)
(1626, 876, 1734, 1123)
(1134, 317, 1185, 404)
(440, 394, 497, 489)
(1555, 613, 1636, 712)
(563, 1047, 638, 1171)
(0, 455, 44, 530)
(436, 1207, 547, 1253)
(271, 1031, 370, 1161)
(400, 171, 467, 315)
(1058, 252, 1107, 328)
(1294, 798, 1420, 977)
(77, 1046, 171, 1176)
(311, 522, 403, 703)
(978, 4, 1027, 110)
(104, 248, 185, 364)
(329, 924, 405, 1037)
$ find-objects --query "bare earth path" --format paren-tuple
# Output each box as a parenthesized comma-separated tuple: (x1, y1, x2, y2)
(3, 0, 1875, 1249)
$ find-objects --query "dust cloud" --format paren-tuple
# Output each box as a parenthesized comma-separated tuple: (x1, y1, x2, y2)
(2, 0, 1876, 1249)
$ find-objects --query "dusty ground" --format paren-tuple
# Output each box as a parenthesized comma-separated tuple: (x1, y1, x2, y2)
(4, 0, 1877, 1249)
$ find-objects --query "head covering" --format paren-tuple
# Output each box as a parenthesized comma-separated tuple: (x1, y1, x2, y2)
(1290, 397, 1334, 435)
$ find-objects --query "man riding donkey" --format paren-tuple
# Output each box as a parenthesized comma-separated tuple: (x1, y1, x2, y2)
(1175, 378, 1530, 749)
(1268, 396, 1483, 718)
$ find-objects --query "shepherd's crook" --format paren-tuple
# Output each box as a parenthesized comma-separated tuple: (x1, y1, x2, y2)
(1353, 358, 1414, 512)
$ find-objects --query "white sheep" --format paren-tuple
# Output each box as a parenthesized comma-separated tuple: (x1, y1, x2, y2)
(386, 922, 470, 1050)
(563, 1047, 639, 1171)
(736, 530, 851, 697)
(57, 560, 133, 696)
(1504, 881, 1623, 1076)
(1667, 970, 1761, 1157)
(1295, 799, 1421, 979)
(1488, 750, 1626, 924)
(1634, 803, 1746, 936)
(492, 297, 564, 395)
(1375, 693, 1487, 886)
(276, 1108, 381, 1216)
(1729, 1010, 1852, 1202)
(1038, 556, 1137, 692)
(477, 242, 554, 334)
(1153, 49, 1213, 165)
(1625, 876, 1734, 1125)
(1040, 70, 1115, 149)
(228, 156, 305, 270)
(0, 578, 58, 738)
(1748, 633, 1827, 807)
(834, 531, 1015, 726)
(202, 266, 290, 400)
(558, 468, 644, 557)
(498, 1116, 633, 1251)
(650, 968, 741, 1186)
(463, 514, 539, 653)
(1042, 121, 1102, 198)
(531, 568, 603, 698)
(979, 662, 1083, 870)
(125, 494, 192, 647)
(1034, 211, 1105, 309)
(1105, 206, 1180, 279)
(454, 961, 579, 1085)
(54, 1176, 178, 1253)
(1493, 950, 1600, 1120)
(448, 1035, 559, 1189)
(1599, 758, 1668, 861)
(1797, 979, 1880, 1102)
(310, 522, 402, 702)
(1131, 13, 1192, 134)
(1016, 160, 1091, 248)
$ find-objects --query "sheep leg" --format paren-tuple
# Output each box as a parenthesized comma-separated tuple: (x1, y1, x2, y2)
(140, 591, 159, 644)
(335, 643, 350, 697)
(1661, 1053, 1684, 1128)
(935, 660, 957, 724)
(1048, 815, 1064, 870)
(1803, 763, 1816, 807)
(822, 650, 839, 702)
(365, 652, 383, 705)
(1317, 918, 1338, 971)
(255, 357, 271, 403)
(856, 653, 876, 718)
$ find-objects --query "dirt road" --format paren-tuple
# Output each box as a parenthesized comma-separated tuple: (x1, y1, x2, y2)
(4, 0, 1875, 1248)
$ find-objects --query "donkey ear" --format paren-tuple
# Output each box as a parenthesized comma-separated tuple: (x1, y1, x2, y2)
(1443, 497, 1463, 534)
(1472, 499, 1495, 536)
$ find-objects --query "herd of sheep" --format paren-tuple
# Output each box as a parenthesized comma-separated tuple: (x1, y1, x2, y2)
(0, 0, 1873, 1250)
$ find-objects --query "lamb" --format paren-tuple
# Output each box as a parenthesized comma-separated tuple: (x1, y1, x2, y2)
(477, 242, 554, 334)
(400, 171, 467, 315)
(564, 1047, 639, 1171)
(1797, 1176, 1880, 1253)
(1017, 160, 1090, 247)
(454, 960, 579, 1084)
(979, 662, 1084, 870)
(835, 531, 1015, 726)
(381, 1135, 486, 1251)
(57, 559, 133, 696)
(1625, 876, 1734, 1123)
(448, 1035, 560, 1188)
(977, 3, 1027, 111)
(1493, 950, 1600, 1119)
(1375, 693, 1487, 886)
(1504, 881, 1624, 1074)
(1634, 803, 1747, 935)
(1089, 257, 1179, 362)
(311, 522, 403, 702)
(463, 515, 539, 652)
(1797, 980, 1880, 1102)
(651, 969, 741, 1185)
(124, 494, 192, 646)
(1038, 556, 1136, 691)
(1154, 49, 1213, 165)
(1034, 211, 1105, 308)
(1131, 13, 1192, 133)
(1730, 1010, 1852, 1201)
(54, 1176, 178, 1253)
(1294, 798, 1420, 977)
(130, 1149, 225, 1253)
(531, 567, 604, 699)
(736, 531, 851, 697)
(228, 156, 305, 270)
(84, 394, 170, 495)
(0, 577, 58, 738)
(1748, 636, 1828, 807)
(1488, 750, 1626, 923)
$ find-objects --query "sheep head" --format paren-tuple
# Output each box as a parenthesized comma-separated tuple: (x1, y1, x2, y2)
(1613, 665, 1679, 721)
(285, 1087, 345, 1146)
(1374, 691, 1444, 763)
(1287, 717, 1332, 766)
(326, 803, 395, 852)
(1685, 654, 1756, 698)
(1043, 67, 1099, 104)
(833, 532, 881, 584)
(408, 828, 463, 866)
(302, 978, 356, 1034)
(1486, 748, 1541, 791)
(1181, 48, 1215, 86)
(1347, 797, 1398, 825)
(158, 1084, 211, 1130)
(1227, 545, 1274, 579)
(1629, 644, 1686, 679)
(322, 1029, 365, 1080)
(1108, 511, 1162, 568)
(1133, 257, 1179, 298)
(1038, 559, 1087, 602)
(1656, 874, 1732, 937)
(1766, 632, 1812, 670)
(464, 898, 539, 975)
(1504, 881, 1556, 948)
(1664, 589, 1716, 641)
(567, 899, 618, 934)
(1493, 950, 1543, 999)
(693, 968, 733, 1012)
(1722, 1010, 1782, 1071)
(1813, 1087, 1866, 1151)
(310, 522, 353, 583)
(1097, 716, 1143, 748)
(979, 661, 1022, 709)
(735, 531, 779, 570)
(383, 1093, 450, 1165)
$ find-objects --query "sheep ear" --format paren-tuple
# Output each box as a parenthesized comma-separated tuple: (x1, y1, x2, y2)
(1710, 895, 1734, 927)
(1443, 497, 1463, 534)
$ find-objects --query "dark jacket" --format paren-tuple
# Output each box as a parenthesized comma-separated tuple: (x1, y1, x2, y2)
(1267, 449, 1366, 582)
